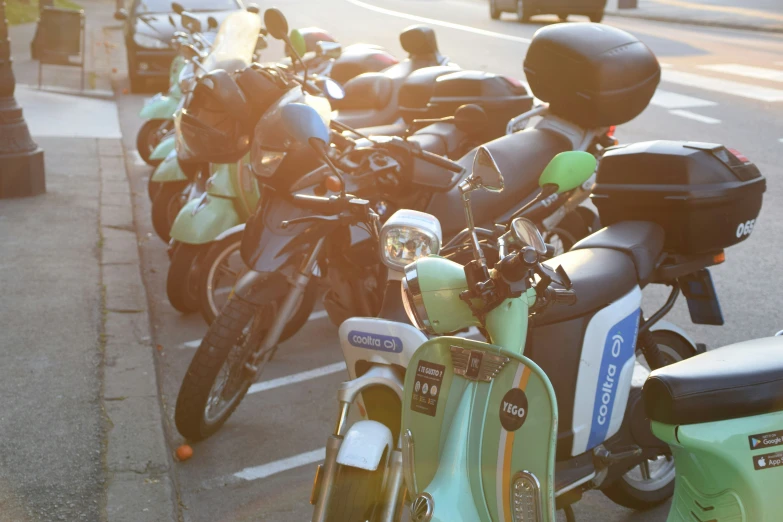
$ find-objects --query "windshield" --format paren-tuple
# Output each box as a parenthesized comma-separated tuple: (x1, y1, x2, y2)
(135, 0, 240, 14)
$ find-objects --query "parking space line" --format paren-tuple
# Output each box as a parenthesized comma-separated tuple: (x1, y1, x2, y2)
(234, 448, 326, 481)
(662, 70, 783, 103)
(182, 339, 201, 349)
(698, 64, 783, 83)
(650, 89, 716, 110)
(669, 110, 721, 125)
(248, 361, 348, 395)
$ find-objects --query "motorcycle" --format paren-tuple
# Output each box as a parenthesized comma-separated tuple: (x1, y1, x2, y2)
(389, 136, 764, 521)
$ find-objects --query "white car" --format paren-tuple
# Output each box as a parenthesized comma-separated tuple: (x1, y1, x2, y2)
(489, 0, 606, 23)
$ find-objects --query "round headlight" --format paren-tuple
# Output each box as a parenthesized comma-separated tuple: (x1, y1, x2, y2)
(380, 210, 442, 271)
(253, 150, 286, 178)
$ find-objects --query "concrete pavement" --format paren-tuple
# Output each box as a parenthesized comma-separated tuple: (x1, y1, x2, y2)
(1, 1, 178, 521)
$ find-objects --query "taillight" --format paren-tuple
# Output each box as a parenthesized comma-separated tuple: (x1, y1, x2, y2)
(607, 125, 617, 138)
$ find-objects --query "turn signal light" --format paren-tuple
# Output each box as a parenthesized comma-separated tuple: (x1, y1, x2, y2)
(713, 251, 726, 264)
(324, 175, 343, 193)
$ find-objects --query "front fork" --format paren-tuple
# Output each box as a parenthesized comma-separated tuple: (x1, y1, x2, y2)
(312, 366, 406, 522)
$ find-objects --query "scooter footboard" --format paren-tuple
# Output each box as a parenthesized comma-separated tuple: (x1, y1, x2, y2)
(653, 411, 783, 522)
(402, 337, 558, 522)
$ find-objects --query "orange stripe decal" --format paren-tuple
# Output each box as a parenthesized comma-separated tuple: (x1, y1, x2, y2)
(500, 365, 532, 522)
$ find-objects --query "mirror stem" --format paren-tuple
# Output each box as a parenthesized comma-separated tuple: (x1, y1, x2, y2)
(462, 192, 485, 265)
(506, 184, 557, 224)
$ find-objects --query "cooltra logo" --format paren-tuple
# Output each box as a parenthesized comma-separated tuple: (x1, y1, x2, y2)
(587, 309, 640, 449)
(347, 330, 403, 353)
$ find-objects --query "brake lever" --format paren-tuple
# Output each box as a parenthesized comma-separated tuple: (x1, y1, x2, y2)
(281, 215, 339, 229)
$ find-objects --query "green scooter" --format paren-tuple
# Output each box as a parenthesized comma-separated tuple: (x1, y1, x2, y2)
(137, 53, 185, 167)
(397, 143, 772, 521)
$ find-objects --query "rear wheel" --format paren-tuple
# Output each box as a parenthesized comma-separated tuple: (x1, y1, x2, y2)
(516, 0, 531, 22)
(324, 460, 387, 522)
(151, 181, 188, 243)
(489, 0, 501, 19)
(137, 119, 166, 167)
(602, 330, 697, 510)
(166, 242, 202, 313)
(589, 10, 604, 22)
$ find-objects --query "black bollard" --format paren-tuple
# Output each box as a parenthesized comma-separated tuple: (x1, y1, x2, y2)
(0, 1, 45, 199)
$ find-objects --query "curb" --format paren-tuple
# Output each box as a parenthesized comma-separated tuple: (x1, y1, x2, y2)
(605, 10, 783, 34)
(98, 138, 180, 522)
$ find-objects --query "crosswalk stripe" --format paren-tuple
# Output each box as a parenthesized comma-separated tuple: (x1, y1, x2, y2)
(662, 70, 783, 103)
(698, 64, 783, 84)
(650, 90, 716, 110)
(669, 110, 721, 125)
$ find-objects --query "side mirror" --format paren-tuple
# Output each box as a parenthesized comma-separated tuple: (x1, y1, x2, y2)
(181, 12, 202, 34)
(263, 8, 289, 40)
(538, 151, 597, 194)
(470, 147, 504, 192)
(113, 8, 128, 21)
(246, 3, 260, 14)
(280, 103, 330, 152)
(180, 44, 202, 62)
(168, 14, 176, 27)
(256, 35, 268, 51)
(511, 218, 546, 254)
(453, 104, 488, 135)
(289, 29, 307, 58)
(171, 2, 184, 14)
(316, 40, 342, 59)
(207, 16, 218, 30)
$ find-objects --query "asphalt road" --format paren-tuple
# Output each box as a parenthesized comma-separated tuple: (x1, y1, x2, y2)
(116, 1, 783, 521)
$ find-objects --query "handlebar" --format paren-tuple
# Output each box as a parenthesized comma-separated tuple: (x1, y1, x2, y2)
(546, 287, 577, 306)
(412, 148, 465, 174)
(291, 194, 346, 215)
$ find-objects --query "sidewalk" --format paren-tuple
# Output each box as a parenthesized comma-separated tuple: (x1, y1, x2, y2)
(0, 1, 178, 521)
(605, 0, 783, 33)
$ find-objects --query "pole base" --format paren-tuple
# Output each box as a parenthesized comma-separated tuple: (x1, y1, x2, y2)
(0, 147, 45, 198)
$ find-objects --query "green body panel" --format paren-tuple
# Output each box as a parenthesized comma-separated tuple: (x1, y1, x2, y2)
(207, 163, 237, 198)
(139, 91, 180, 120)
(652, 411, 783, 522)
(416, 256, 479, 335)
(151, 151, 187, 182)
(206, 155, 259, 216)
(150, 135, 176, 161)
(169, 195, 242, 245)
(403, 336, 557, 522)
(484, 289, 536, 353)
(169, 55, 185, 87)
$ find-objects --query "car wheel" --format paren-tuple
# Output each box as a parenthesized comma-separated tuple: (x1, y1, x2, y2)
(589, 10, 604, 22)
(517, 0, 531, 23)
(489, 0, 501, 19)
(558, 13, 569, 21)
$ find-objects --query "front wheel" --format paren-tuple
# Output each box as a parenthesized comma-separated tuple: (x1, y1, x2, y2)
(198, 233, 245, 324)
(166, 242, 202, 313)
(137, 119, 166, 167)
(151, 181, 188, 243)
(324, 462, 386, 522)
(602, 330, 697, 510)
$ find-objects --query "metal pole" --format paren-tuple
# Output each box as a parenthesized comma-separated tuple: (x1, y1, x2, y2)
(0, 1, 45, 198)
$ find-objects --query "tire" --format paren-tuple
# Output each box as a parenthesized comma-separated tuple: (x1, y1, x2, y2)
(589, 10, 604, 22)
(166, 242, 202, 313)
(602, 330, 697, 510)
(148, 174, 162, 201)
(137, 119, 166, 167)
(151, 181, 188, 243)
(489, 0, 501, 19)
(324, 461, 386, 522)
(516, 0, 531, 22)
(558, 14, 569, 21)
(198, 233, 245, 324)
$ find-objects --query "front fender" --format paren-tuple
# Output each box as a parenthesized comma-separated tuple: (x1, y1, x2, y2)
(151, 151, 187, 182)
(336, 420, 393, 471)
(169, 194, 242, 245)
(139, 93, 180, 120)
(649, 320, 699, 352)
(150, 135, 176, 161)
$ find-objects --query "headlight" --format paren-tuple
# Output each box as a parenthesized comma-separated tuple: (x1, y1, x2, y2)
(254, 150, 286, 178)
(380, 210, 442, 270)
(134, 33, 169, 49)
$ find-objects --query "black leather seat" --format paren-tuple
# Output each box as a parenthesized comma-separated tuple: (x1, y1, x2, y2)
(427, 128, 571, 236)
(532, 248, 638, 326)
(644, 337, 783, 425)
(572, 221, 665, 284)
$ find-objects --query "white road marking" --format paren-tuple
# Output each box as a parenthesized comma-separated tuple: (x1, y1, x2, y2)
(345, 0, 532, 44)
(308, 310, 330, 322)
(650, 89, 717, 110)
(129, 150, 146, 167)
(698, 64, 783, 83)
(182, 339, 201, 349)
(779, 138, 783, 143)
(662, 70, 783, 103)
(234, 448, 326, 481)
(669, 110, 722, 124)
(247, 361, 347, 395)
(659, 63, 673, 68)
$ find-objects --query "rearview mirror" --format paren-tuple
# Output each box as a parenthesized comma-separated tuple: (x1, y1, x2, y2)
(470, 146, 504, 192)
(207, 16, 218, 30)
(181, 12, 202, 33)
(289, 29, 306, 58)
(538, 151, 597, 194)
(280, 103, 330, 152)
(316, 40, 342, 59)
(453, 104, 487, 135)
(171, 2, 184, 14)
(246, 3, 260, 14)
(511, 218, 546, 254)
(180, 44, 202, 62)
(168, 14, 176, 27)
(263, 8, 289, 40)
(113, 8, 128, 21)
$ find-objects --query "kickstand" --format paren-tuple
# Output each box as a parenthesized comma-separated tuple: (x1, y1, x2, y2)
(562, 504, 576, 522)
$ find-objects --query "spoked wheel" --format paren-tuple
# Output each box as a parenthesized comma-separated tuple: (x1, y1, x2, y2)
(198, 233, 246, 324)
(324, 459, 387, 522)
(151, 181, 189, 243)
(489, 0, 501, 19)
(516, 0, 531, 22)
(602, 330, 697, 510)
(137, 119, 167, 167)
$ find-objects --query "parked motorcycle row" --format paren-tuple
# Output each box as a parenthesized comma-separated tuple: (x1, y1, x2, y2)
(136, 5, 782, 522)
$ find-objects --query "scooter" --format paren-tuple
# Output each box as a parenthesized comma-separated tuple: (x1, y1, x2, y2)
(391, 138, 765, 521)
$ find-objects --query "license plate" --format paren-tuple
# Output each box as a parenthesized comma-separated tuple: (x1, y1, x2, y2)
(679, 269, 724, 325)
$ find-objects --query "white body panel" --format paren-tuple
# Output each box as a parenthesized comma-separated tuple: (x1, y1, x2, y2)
(336, 420, 393, 471)
(339, 317, 428, 379)
(570, 286, 642, 456)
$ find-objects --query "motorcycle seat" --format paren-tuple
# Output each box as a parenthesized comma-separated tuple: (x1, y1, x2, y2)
(643, 337, 783, 425)
(532, 247, 638, 326)
(336, 73, 395, 111)
(571, 221, 664, 285)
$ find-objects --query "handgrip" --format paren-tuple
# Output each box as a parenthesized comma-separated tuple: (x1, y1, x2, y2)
(292, 194, 342, 214)
(414, 149, 464, 174)
(551, 288, 577, 306)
